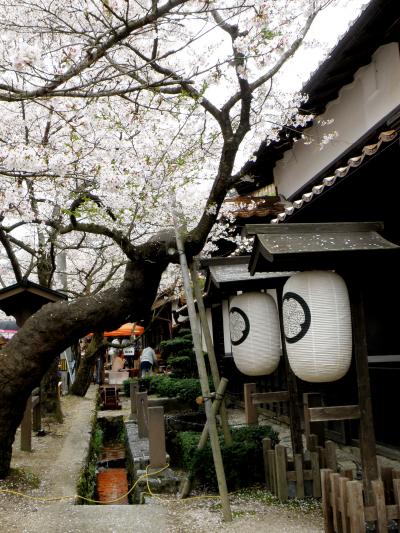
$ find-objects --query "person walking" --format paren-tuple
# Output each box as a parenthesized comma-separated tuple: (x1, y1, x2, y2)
(140, 346, 157, 377)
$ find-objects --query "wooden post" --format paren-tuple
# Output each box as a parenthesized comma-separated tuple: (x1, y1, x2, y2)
(148, 407, 167, 468)
(263, 438, 272, 490)
(276, 284, 304, 455)
(347, 274, 379, 505)
(136, 392, 148, 438)
(172, 207, 232, 522)
(371, 479, 387, 533)
(244, 383, 257, 425)
(393, 478, 400, 508)
(294, 454, 305, 499)
(325, 440, 338, 472)
(311, 451, 321, 497)
(267, 449, 277, 494)
(339, 476, 351, 533)
(303, 392, 325, 448)
(325, 440, 337, 472)
(275, 444, 288, 502)
(190, 261, 232, 446)
(129, 381, 139, 420)
(347, 481, 365, 532)
(321, 469, 334, 533)
(330, 472, 341, 531)
(32, 393, 41, 432)
(21, 395, 32, 452)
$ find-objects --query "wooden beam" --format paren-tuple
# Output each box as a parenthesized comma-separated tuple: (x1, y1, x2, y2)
(308, 405, 360, 422)
(251, 391, 289, 404)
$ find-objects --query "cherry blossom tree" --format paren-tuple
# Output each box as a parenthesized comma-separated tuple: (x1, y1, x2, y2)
(0, 0, 354, 476)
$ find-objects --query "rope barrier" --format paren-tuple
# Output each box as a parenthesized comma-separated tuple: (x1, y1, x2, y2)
(0, 463, 243, 505)
(0, 464, 170, 504)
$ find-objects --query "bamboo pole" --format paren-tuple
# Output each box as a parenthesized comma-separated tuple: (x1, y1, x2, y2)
(180, 377, 229, 498)
(190, 261, 232, 446)
(172, 207, 232, 522)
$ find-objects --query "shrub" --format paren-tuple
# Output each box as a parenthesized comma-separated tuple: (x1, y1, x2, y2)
(177, 328, 192, 337)
(160, 333, 199, 378)
(123, 375, 204, 406)
(174, 425, 279, 490)
(160, 338, 193, 358)
(155, 376, 202, 404)
(167, 356, 192, 378)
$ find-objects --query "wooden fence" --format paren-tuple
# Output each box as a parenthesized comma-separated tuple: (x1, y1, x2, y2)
(263, 438, 338, 502)
(321, 468, 400, 532)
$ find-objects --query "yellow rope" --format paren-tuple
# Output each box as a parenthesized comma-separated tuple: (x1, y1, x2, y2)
(0, 464, 170, 504)
(0, 464, 237, 505)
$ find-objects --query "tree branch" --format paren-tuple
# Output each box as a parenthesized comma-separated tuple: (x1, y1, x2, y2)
(0, 0, 190, 102)
(0, 225, 23, 282)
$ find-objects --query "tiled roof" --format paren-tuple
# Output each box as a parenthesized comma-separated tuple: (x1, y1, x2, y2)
(269, 129, 399, 224)
(236, 0, 400, 195)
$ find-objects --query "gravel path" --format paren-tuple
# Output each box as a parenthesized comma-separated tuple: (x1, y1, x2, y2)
(0, 388, 324, 532)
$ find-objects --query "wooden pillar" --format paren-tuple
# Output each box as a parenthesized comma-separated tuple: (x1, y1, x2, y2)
(244, 382, 257, 425)
(21, 395, 32, 452)
(347, 273, 378, 505)
(303, 392, 325, 449)
(148, 407, 167, 468)
(136, 392, 148, 438)
(32, 394, 41, 432)
(276, 284, 303, 455)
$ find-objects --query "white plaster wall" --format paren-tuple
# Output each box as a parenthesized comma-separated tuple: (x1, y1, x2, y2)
(274, 43, 400, 199)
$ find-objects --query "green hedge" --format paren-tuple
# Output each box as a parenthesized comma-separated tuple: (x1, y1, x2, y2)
(159, 338, 193, 357)
(123, 375, 204, 406)
(174, 425, 279, 490)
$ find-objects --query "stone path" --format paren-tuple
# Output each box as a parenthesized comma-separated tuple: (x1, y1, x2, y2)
(0, 387, 326, 532)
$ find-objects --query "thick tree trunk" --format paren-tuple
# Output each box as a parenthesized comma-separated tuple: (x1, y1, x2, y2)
(0, 260, 162, 477)
(70, 332, 106, 397)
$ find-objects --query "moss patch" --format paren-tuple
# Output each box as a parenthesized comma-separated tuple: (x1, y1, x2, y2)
(4, 467, 40, 490)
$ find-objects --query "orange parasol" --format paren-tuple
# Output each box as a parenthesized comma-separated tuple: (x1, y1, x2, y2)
(88, 323, 144, 338)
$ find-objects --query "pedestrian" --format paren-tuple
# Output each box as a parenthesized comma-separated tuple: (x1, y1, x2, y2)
(111, 349, 125, 371)
(140, 346, 157, 377)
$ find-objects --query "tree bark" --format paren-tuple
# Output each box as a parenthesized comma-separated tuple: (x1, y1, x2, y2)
(0, 259, 162, 477)
(70, 332, 106, 397)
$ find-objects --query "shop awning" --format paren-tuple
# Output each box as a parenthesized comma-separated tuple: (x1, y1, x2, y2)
(102, 323, 144, 337)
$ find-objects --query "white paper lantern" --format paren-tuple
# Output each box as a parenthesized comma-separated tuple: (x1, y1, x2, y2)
(229, 292, 281, 376)
(282, 271, 352, 382)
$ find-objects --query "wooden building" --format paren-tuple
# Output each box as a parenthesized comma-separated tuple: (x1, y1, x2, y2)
(201, 0, 400, 458)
